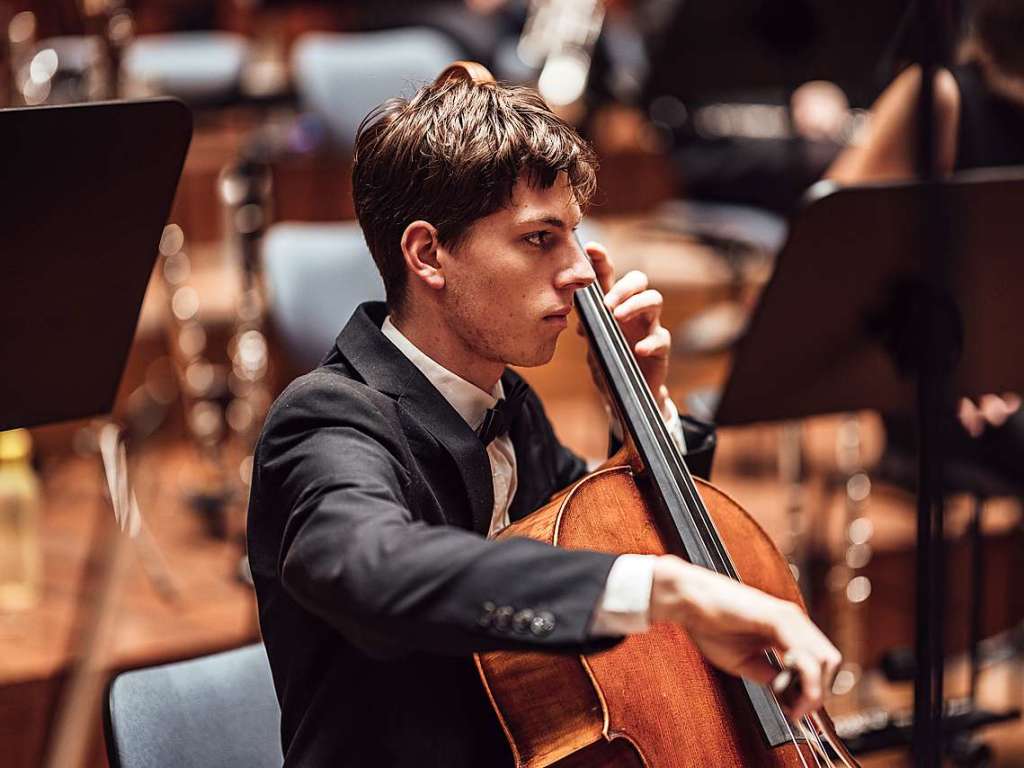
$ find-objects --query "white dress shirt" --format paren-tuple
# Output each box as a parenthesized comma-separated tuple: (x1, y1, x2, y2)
(381, 316, 686, 636)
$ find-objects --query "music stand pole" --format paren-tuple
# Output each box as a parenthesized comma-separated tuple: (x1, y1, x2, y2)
(911, 2, 956, 765)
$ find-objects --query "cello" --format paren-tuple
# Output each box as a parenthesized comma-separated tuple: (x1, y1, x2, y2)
(432, 63, 862, 768)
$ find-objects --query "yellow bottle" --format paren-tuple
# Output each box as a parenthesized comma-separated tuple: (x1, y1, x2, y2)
(0, 429, 41, 611)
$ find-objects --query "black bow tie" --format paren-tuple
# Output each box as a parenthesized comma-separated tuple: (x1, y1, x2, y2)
(477, 378, 529, 446)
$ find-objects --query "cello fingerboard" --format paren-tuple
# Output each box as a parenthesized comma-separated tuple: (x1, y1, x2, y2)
(574, 262, 799, 750)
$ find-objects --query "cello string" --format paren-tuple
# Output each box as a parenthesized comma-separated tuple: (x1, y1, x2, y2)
(764, 641, 847, 768)
(577, 281, 718, 568)
(577, 276, 814, 766)
(589, 279, 739, 576)
(811, 711, 856, 768)
(763, 647, 833, 768)
(578, 280, 728, 572)
(576, 251, 738, 580)
(803, 713, 837, 766)
(793, 702, 834, 768)
(763, 647, 818, 768)
(775, 694, 814, 768)
(795, 717, 831, 768)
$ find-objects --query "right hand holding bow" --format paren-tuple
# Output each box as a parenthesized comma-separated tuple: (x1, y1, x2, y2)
(649, 555, 841, 721)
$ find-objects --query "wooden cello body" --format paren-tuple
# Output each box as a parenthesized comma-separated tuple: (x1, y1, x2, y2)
(477, 461, 850, 767)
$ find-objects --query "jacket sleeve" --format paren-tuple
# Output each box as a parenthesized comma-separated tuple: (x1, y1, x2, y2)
(680, 414, 716, 481)
(249, 377, 620, 660)
(523, 388, 718, 496)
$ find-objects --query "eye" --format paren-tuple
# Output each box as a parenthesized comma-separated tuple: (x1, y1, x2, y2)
(523, 230, 553, 248)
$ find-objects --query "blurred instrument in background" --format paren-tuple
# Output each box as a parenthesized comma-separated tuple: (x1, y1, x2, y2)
(157, 222, 237, 538)
(154, 138, 273, 550)
(2, 0, 134, 105)
(518, 0, 604, 111)
(218, 144, 274, 534)
(80, 0, 135, 99)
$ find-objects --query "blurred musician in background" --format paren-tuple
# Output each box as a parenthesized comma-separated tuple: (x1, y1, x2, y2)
(828, 0, 1024, 182)
(828, 0, 1024, 489)
(246, 72, 840, 766)
(637, 0, 910, 215)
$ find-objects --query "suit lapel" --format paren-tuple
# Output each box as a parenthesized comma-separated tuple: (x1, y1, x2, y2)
(333, 303, 495, 534)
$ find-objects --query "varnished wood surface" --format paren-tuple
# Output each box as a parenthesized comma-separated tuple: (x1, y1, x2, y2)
(478, 465, 835, 767)
(0, 440, 257, 685)
(0, 440, 259, 768)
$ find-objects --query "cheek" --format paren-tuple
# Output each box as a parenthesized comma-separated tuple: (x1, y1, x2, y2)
(473, 273, 533, 319)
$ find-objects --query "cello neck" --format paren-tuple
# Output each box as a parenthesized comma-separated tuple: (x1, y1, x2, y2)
(573, 249, 737, 579)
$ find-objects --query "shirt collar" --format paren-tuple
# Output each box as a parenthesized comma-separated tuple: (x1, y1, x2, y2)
(381, 316, 504, 430)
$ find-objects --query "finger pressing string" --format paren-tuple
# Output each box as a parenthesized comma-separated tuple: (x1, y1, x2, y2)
(582, 241, 615, 293)
(604, 270, 649, 308)
(612, 289, 663, 322)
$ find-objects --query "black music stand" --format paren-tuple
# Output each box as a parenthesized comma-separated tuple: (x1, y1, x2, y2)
(0, 98, 192, 768)
(715, 169, 1024, 762)
(0, 98, 191, 430)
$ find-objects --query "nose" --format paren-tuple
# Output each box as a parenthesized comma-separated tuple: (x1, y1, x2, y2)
(554, 240, 595, 292)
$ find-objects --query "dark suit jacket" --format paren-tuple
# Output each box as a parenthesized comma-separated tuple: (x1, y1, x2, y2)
(247, 302, 715, 767)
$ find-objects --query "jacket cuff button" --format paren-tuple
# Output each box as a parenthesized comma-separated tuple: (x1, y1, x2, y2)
(493, 606, 514, 632)
(530, 611, 556, 637)
(512, 609, 535, 634)
(478, 601, 496, 628)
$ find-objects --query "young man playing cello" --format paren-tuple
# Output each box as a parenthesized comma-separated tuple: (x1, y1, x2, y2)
(247, 66, 841, 767)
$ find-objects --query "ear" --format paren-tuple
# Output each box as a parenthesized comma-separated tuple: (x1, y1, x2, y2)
(401, 220, 445, 291)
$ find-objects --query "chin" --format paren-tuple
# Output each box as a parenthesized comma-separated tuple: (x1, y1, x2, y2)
(504, 340, 558, 368)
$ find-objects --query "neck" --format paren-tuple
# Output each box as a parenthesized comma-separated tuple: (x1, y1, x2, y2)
(390, 304, 504, 393)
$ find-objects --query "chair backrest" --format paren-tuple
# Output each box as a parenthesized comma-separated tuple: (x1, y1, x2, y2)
(104, 644, 283, 768)
(262, 221, 385, 373)
(121, 32, 250, 102)
(291, 28, 462, 148)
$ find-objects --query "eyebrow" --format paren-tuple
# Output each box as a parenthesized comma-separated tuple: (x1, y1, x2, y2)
(515, 215, 582, 229)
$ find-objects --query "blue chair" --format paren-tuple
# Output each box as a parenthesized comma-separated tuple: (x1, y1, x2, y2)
(262, 221, 385, 373)
(291, 28, 462, 148)
(104, 644, 282, 768)
(121, 32, 250, 104)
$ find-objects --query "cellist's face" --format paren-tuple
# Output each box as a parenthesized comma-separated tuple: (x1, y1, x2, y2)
(438, 173, 595, 370)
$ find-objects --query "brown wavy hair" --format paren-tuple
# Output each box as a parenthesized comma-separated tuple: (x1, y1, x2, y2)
(352, 77, 598, 313)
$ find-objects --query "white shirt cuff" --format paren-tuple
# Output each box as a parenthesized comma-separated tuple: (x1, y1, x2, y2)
(590, 554, 657, 636)
(607, 397, 687, 455)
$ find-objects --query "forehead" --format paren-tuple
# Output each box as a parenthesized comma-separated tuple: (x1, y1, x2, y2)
(502, 173, 582, 225)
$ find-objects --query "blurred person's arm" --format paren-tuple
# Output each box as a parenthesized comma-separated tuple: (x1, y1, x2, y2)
(465, 0, 508, 13)
(826, 66, 960, 183)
